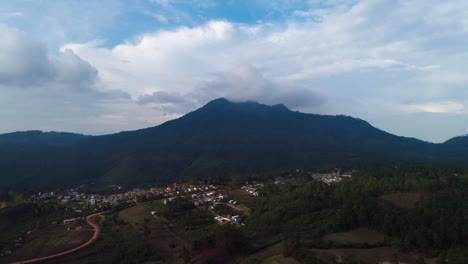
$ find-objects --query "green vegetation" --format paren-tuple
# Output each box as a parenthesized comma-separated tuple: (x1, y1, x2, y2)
(2, 165, 468, 263)
(145, 199, 249, 256)
(322, 228, 384, 246)
(380, 192, 422, 208)
(246, 166, 468, 262)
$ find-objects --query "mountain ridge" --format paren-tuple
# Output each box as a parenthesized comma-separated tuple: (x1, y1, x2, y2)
(0, 98, 467, 191)
(0, 98, 457, 144)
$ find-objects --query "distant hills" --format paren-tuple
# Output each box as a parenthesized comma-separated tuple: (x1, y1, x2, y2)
(1, 98, 468, 191)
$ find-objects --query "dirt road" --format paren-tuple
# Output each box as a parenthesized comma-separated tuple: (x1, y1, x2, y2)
(11, 212, 105, 264)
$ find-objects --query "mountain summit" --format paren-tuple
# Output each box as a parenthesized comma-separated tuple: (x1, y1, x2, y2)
(0, 98, 467, 191)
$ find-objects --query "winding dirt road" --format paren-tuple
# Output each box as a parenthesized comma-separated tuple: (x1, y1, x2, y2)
(11, 212, 105, 264)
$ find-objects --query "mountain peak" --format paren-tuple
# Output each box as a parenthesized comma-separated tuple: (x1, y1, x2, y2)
(202, 98, 289, 112)
(272, 103, 289, 111)
(203, 97, 232, 107)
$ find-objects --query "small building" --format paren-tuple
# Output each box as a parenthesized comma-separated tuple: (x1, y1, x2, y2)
(232, 215, 242, 222)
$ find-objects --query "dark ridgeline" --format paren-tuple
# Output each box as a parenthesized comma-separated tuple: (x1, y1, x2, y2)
(0, 98, 467, 191)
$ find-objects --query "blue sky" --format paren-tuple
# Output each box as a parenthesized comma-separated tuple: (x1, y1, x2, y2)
(1, 0, 468, 142)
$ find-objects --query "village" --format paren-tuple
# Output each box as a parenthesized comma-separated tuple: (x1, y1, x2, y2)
(2, 170, 353, 259)
(28, 170, 353, 224)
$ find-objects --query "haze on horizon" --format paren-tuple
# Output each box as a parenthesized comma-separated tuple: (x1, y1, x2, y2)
(1, 0, 468, 143)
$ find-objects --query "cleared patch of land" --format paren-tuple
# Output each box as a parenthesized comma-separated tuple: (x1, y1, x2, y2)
(380, 192, 422, 209)
(118, 204, 147, 226)
(322, 228, 384, 245)
(0, 201, 6, 209)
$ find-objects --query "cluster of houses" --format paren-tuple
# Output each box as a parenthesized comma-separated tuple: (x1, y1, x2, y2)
(311, 172, 352, 185)
(214, 214, 243, 224)
(241, 183, 263, 196)
(29, 183, 224, 214)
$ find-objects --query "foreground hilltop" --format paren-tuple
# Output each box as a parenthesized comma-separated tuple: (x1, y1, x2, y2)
(1, 98, 467, 191)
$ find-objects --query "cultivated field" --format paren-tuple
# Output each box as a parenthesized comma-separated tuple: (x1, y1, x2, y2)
(380, 192, 422, 208)
(322, 228, 385, 245)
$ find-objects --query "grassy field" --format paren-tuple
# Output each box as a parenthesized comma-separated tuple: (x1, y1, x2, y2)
(380, 192, 422, 209)
(322, 228, 384, 245)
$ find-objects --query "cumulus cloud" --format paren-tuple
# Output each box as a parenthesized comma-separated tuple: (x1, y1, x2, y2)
(50, 49, 99, 91)
(0, 24, 101, 92)
(0, 24, 131, 100)
(0, 25, 52, 86)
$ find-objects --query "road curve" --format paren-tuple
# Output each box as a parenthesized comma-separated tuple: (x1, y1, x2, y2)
(11, 212, 105, 264)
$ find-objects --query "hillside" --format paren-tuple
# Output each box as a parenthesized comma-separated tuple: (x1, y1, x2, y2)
(0, 98, 466, 191)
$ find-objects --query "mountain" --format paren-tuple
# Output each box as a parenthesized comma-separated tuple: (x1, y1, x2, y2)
(0, 98, 466, 191)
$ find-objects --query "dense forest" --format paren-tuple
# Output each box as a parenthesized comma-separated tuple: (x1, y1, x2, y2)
(244, 165, 468, 263)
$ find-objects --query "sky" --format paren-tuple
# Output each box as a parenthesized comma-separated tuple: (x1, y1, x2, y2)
(1, 0, 468, 143)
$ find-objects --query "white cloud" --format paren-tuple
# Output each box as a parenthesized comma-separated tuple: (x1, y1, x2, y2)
(401, 102, 464, 114)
